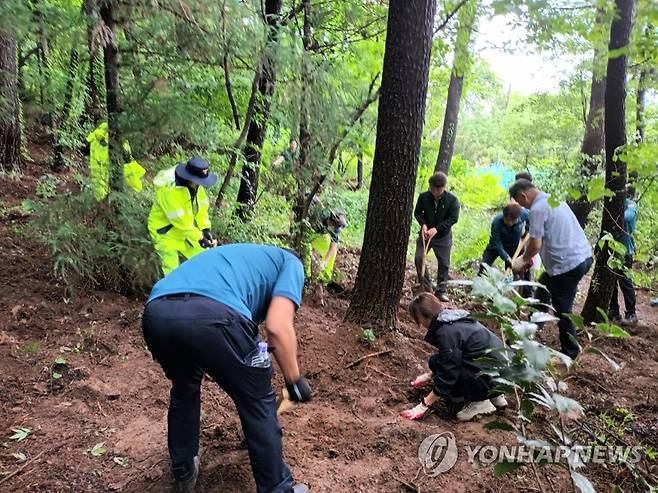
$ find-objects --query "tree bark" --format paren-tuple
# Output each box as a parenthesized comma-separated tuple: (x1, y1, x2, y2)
(53, 48, 80, 170)
(84, 0, 103, 124)
(291, 0, 314, 255)
(567, 9, 608, 227)
(236, 0, 283, 220)
(581, 0, 634, 324)
(0, 31, 22, 172)
(346, 0, 436, 329)
(356, 148, 364, 189)
(99, 0, 123, 192)
(434, 0, 477, 174)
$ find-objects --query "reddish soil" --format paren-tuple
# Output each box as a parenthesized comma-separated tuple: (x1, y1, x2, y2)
(0, 161, 656, 493)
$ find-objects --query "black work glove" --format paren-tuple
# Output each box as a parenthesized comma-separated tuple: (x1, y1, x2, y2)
(286, 376, 312, 403)
(199, 229, 215, 248)
(504, 257, 512, 270)
(202, 229, 214, 242)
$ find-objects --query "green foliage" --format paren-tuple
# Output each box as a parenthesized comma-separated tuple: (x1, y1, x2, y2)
(25, 185, 160, 295)
(359, 328, 376, 345)
(455, 265, 638, 488)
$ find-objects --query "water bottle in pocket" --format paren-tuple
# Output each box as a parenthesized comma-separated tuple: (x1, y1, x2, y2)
(250, 341, 271, 368)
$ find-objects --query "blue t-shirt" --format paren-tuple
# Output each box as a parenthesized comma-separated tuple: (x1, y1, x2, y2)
(621, 198, 637, 256)
(486, 208, 530, 260)
(147, 244, 304, 324)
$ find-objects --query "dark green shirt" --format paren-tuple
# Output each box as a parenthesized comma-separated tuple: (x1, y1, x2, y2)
(414, 190, 460, 238)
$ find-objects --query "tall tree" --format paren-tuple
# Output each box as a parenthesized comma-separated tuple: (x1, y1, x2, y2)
(567, 10, 608, 228)
(346, 0, 436, 328)
(0, 30, 22, 172)
(99, 0, 123, 191)
(581, 0, 635, 324)
(235, 0, 283, 220)
(434, 0, 477, 174)
(84, 0, 103, 124)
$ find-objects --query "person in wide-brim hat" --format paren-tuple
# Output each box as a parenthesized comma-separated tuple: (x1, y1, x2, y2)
(175, 156, 218, 188)
(148, 156, 219, 276)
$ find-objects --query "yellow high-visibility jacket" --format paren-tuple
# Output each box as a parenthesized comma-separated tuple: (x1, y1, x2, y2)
(147, 167, 211, 247)
(87, 122, 110, 201)
(122, 140, 145, 192)
(124, 160, 146, 191)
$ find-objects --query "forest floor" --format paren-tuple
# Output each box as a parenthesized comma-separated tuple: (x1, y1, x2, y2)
(0, 160, 657, 493)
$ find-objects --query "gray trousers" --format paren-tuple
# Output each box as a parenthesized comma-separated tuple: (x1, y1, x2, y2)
(415, 233, 452, 293)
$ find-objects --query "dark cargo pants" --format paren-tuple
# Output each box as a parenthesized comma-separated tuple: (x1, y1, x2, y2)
(142, 294, 295, 493)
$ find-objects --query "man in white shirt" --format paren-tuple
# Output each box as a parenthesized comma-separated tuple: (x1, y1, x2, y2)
(510, 179, 593, 358)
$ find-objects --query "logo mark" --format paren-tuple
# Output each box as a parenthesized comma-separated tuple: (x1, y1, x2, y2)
(418, 432, 458, 476)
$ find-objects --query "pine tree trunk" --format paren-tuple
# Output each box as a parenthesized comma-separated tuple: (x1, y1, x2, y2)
(636, 69, 647, 142)
(53, 48, 80, 170)
(236, 0, 282, 220)
(84, 0, 103, 124)
(0, 31, 22, 172)
(568, 11, 608, 227)
(581, 0, 634, 324)
(434, 0, 477, 174)
(346, 0, 436, 329)
(100, 0, 123, 192)
(356, 148, 364, 189)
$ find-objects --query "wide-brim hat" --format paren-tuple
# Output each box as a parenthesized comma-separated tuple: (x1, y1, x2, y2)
(175, 156, 218, 187)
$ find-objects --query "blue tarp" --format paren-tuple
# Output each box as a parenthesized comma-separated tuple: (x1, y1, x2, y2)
(475, 163, 518, 188)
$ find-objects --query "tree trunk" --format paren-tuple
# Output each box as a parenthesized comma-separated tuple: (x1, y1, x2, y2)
(0, 31, 22, 172)
(84, 0, 103, 124)
(99, 0, 123, 192)
(236, 0, 283, 220)
(291, 0, 313, 255)
(53, 48, 80, 170)
(346, 0, 436, 329)
(434, 0, 477, 174)
(581, 0, 634, 325)
(356, 148, 364, 189)
(567, 10, 608, 227)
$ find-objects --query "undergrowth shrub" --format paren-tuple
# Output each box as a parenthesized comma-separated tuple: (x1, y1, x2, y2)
(25, 185, 160, 296)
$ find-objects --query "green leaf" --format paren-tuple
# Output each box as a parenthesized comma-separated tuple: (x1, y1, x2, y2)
(547, 195, 560, 208)
(52, 372, 63, 380)
(519, 398, 534, 421)
(54, 357, 66, 365)
(113, 456, 128, 467)
(596, 323, 630, 338)
(494, 460, 522, 477)
(585, 347, 622, 370)
(90, 442, 107, 457)
(484, 420, 516, 432)
(523, 340, 551, 369)
(565, 313, 585, 330)
(567, 188, 582, 200)
(472, 277, 498, 298)
(493, 293, 516, 314)
(9, 428, 31, 442)
(11, 452, 27, 462)
(571, 470, 596, 493)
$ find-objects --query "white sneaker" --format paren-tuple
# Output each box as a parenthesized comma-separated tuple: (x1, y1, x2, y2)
(490, 395, 508, 409)
(456, 399, 496, 421)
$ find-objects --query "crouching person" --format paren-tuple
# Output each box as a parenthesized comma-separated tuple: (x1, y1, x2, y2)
(401, 293, 507, 422)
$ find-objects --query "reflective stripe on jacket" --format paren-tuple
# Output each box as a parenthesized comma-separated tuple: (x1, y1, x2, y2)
(147, 167, 211, 244)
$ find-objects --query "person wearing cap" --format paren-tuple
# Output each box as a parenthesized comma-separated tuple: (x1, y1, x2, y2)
(307, 195, 348, 285)
(148, 157, 218, 276)
(142, 243, 312, 493)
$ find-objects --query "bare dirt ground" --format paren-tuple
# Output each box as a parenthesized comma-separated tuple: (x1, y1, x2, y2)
(0, 161, 656, 493)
